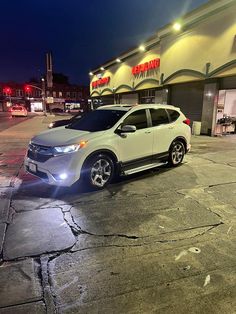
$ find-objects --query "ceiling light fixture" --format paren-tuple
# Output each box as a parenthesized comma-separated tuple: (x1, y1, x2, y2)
(173, 22, 182, 31)
(139, 45, 145, 52)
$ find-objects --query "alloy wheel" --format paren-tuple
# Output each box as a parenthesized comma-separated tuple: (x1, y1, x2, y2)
(171, 142, 184, 165)
(90, 158, 112, 188)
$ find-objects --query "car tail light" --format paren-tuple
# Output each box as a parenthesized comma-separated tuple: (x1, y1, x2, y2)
(183, 118, 191, 126)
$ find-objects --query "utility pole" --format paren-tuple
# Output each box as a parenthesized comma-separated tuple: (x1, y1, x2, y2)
(41, 78, 46, 115)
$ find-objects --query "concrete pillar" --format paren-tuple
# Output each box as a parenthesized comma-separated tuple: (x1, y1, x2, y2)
(201, 81, 219, 135)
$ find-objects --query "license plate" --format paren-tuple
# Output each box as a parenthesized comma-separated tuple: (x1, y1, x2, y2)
(29, 162, 37, 173)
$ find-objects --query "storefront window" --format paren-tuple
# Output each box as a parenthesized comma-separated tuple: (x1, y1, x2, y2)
(139, 89, 155, 104)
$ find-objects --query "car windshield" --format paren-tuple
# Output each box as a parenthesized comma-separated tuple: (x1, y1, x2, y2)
(67, 109, 126, 132)
(12, 106, 23, 110)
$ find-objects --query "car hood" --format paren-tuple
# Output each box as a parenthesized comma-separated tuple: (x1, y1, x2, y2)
(31, 127, 105, 146)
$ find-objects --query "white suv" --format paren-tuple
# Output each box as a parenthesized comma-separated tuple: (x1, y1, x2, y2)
(25, 104, 191, 189)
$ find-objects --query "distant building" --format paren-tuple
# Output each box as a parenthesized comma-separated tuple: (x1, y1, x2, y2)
(0, 81, 89, 113)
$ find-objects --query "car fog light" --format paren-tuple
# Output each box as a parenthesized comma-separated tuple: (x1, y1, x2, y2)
(59, 173, 68, 180)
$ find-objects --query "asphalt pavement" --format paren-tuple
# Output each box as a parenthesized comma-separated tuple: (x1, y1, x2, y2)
(0, 116, 236, 314)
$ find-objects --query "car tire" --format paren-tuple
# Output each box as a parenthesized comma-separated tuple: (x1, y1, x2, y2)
(83, 154, 115, 189)
(168, 140, 185, 166)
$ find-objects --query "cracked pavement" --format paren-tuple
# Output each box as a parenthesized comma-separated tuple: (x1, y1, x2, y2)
(0, 117, 236, 313)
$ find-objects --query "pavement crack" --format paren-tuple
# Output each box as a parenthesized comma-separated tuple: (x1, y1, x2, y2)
(208, 181, 236, 188)
(10, 162, 24, 187)
(71, 224, 223, 253)
(177, 187, 225, 221)
(40, 255, 57, 314)
(62, 211, 81, 237)
(194, 156, 236, 168)
(0, 204, 16, 259)
(64, 210, 140, 239)
(8, 202, 16, 223)
(206, 208, 223, 219)
(0, 300, 45, 310)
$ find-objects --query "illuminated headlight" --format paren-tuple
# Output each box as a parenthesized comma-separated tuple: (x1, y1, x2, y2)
(52, 141, 87, 156)
(48, 122, 54, 128)
(59, 173, 68, 180)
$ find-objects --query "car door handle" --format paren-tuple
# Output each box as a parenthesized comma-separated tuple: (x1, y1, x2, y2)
(145, 131, 151, 134)
(168, 126, 174, 129)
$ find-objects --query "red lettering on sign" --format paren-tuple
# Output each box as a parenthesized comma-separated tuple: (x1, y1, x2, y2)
(92, 77, 110, 89)
(132, 58, 160, 75)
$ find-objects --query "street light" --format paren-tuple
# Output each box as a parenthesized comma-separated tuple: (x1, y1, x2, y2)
(41, 78, 46, 115)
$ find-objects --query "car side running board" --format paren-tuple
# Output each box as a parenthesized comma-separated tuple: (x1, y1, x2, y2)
(123, 162, 167, 176)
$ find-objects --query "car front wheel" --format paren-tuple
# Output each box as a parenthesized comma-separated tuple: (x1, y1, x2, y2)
(168, 141, 185, 166)
(83, 154, 115, 189)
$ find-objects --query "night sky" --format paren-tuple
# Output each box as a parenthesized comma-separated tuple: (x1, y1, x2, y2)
(1, 0, 208, 85)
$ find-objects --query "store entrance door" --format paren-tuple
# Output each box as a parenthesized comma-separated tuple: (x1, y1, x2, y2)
(215, 89, 236, 135)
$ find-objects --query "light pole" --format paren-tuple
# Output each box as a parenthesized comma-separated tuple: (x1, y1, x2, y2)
(41, 78, 46, 115)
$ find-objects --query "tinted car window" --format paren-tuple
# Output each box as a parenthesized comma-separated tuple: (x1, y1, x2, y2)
(167, 109, 180, 122)
(150, 109, 169, 126)
(12, 106, 23, 110)
(67, 109, 126, 132)
(123, 109, 147, 130)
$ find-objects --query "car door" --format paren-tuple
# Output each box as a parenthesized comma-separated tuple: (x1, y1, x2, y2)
(150, 108, 176, 155)
(117, 109, 153, 163)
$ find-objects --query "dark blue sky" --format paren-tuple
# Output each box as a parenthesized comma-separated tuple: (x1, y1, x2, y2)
(0, 0, 208, 85)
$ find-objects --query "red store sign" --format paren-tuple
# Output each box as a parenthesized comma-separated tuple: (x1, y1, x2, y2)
(92, 77, 110, 89)
(132, 58, 160, 75)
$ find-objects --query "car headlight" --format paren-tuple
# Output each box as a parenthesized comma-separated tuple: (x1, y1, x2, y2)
(52, 141, 87, 156)
(48, 122, 54, 128)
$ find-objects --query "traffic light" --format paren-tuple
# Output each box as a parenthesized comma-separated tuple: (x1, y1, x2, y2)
(24, 85, 31, 94)
(3, 87, 12, 95)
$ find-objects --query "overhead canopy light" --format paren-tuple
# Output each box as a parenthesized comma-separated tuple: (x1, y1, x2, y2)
(173, 22, 182, 31)
(139, 45, 146, 52)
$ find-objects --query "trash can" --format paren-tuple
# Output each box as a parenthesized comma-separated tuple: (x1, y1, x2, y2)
(192, 121, 201, 135)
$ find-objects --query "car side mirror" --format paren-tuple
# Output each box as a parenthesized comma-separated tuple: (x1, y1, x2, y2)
(116, 124, 137, 134)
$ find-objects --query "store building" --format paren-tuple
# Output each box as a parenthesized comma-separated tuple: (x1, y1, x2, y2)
(89, 0, 236, 135)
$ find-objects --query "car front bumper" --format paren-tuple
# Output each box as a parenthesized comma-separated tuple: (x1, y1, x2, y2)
(24, 151, 84, 187)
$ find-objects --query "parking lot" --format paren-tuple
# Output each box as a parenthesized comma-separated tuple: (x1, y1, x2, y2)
(0, 116, 236, 314)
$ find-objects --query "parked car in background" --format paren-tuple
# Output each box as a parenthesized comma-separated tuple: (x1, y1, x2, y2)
(10, 105, 28, 117)
(51, 108, 64, 113)
(25, 104, 191, 190)
(48, 113, 83, 128)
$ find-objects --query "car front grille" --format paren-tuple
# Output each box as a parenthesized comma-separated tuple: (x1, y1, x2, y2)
(27, 143, 53, 163)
